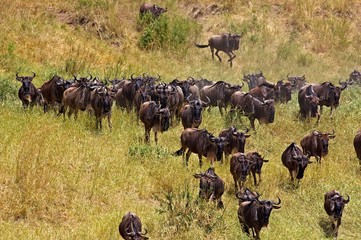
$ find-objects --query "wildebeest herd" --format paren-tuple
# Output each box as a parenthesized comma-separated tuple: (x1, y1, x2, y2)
(15, 67, 361, 239)
(11, 3, 361, 240)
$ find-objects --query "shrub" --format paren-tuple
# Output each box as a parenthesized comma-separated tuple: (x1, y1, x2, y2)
(0, 78, 17, 101)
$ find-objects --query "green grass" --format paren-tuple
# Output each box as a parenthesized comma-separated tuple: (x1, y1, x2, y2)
(1, 0, 361, 239)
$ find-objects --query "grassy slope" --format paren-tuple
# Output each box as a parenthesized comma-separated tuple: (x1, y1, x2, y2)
(0, 0, 361, 239)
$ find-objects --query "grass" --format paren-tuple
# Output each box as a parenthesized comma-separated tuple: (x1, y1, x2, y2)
(1, 0, 361, 239)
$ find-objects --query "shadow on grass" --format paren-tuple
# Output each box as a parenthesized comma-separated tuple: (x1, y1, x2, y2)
(318, 217, 333, 238)
(277, 180, 300, 192)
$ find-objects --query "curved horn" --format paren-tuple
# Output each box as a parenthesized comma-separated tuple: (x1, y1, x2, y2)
(343, 194, 350, 203)
(327, 129, 335, 136)
(32, 72, 36, 78)
(139, 228, 148, 236)
(131, 73, 136, 80)
(87, 73, 93, 81)
(272, 197, 281, 206)
(72, 74, 78, 81)
(287, 73, 290, 78)
(239, 81, 244, 88)
(186, 94, 193, 102)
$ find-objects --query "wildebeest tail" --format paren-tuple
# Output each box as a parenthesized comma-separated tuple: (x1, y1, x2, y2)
(194, 43, 210, 48)
(174, 148, 184, 156)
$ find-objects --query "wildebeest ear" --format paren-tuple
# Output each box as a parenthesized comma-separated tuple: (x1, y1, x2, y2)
(328, 135, 336, 139)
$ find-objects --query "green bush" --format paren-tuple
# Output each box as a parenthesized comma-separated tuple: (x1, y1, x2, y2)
(0, 78, 17, 101)
(138, 13, 199, 51)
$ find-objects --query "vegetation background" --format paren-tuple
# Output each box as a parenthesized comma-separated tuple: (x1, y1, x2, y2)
(0, 0, 360, 239)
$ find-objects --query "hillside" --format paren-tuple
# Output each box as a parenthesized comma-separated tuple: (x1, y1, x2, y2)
(0, 0, 361, 239)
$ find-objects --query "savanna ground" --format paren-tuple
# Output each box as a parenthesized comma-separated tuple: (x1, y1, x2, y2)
(0, 0, 361, 239)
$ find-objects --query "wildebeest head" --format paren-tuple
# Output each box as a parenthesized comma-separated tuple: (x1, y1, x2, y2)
(207, 134, 228, 161)
(332, 79, 347, 107)
(194, 167, 218, 199)
(140, 3, 167, 18)
(291, 151, 312, 179)
(262, 99, 275, 123)
(313, 130, 336, 155)
(248, 152, 269, 175)
(331, 194, 350, 219)
(229, 127, 251, 153)
(243, 70, 266, 90)
(258, 198, 282, 225)
(305, 85, 320, 117)
(95, 87, 114, 114)
(287, 74, 306, 91)
(16, 72, 36, 99)
(157, 107, 170, 132)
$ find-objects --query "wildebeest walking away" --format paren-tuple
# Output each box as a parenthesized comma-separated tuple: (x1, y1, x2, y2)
(195, 33, 243, 67)
(118, 212, 148, 240)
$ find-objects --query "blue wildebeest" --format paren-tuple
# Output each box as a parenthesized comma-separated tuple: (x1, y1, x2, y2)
(238, 195, 281, 239)
(194, 167, 225, 208)
(324, 190, 350, 238)
(40, 75, 71, 113)
(218, 126, 251, 162)
(16, 72, 43, 109)
(300, 130, 335, 163)
(230, 152, 253, 192)
(179, 95, 209, 129)
(118, 212, 148, 240)
(298, 85, 321, 122)
(90, 86, 114, 130)
(353, 130, 361, 166)
(175, 128, 228, 167)
(139, 3, 167, 18)
(195, 33, 243, 67)
(139, 101, 170, 145)
(247, 152, 268, 186)
(281, 142, 312, 182)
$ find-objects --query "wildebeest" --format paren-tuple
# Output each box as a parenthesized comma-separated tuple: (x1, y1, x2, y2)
(353, 130, 361, 165)
(298, 85, 320, 122)
(179, 96, 209, 129)
(247, 152, 268, 186)
(139, 101, 170, 145)
(194, 167, 225, 208)
(238, 195, 281, 239)
(300, 130, 335, 163)
(274, 79, 293, 103)
(90, 86, 114, 130)
(281, 142, 312, 182)
(324, 190, 350, 238)
(248, 82, 276, 101)
(16, 72, 43, 109)
(139, 3, 167, 18)
(346, 69, 361, 85)
(230, 92, 255, 118)
(230, 152, 253, 191)
(218, 126, 251, 161)
(200, 81, 243, 116)
(235, 187, 260, 202)
(195, 33, 243, 67)
(170, 78, 200, 101)
(155, 83, 184, 124)
(40, 75, 71, 112)
(61, 76, 94, 119)
(118, 212, 148, 240)
(242, 70, 268, 90)
(175, 128, 228, 167)
(249, 98, 275, 129)
(287, 74, 307, 92)
(311, 81, 347, 117)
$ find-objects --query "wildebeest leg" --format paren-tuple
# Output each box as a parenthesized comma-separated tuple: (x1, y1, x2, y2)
(144, 126, 151, 143)
(185, 150, 192, 167)
(210, 47, 215, 60)
(198, 154, 203, 167)
(252, 171, 258, 186)
(289, 169, 294, 181)
(225, 51, 235, 67)
(254, 227, 260, 239)
(249, 116, 256, 130)
(154, 132, 158, 145)
(233, 176, 238, 192)
(107, 114, 112, 131)
(215, 50, 222, 62)
(217, 100, 224, 116)
(335, 218, 341, 237)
